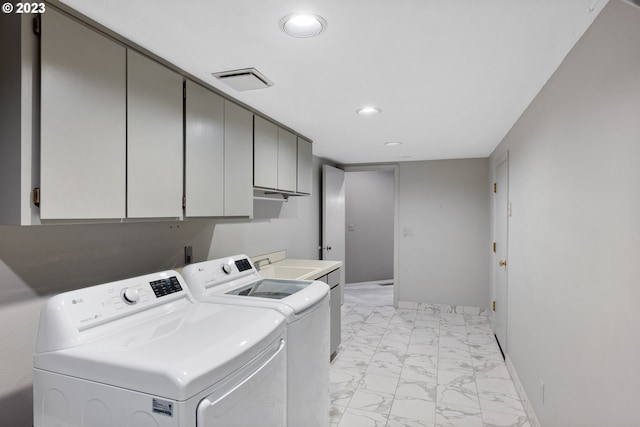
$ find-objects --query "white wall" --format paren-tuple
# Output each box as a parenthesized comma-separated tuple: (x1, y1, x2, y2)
(345, 170, 395, 284)
(398, 159, 490, 307)
(489, 1, 640, 425)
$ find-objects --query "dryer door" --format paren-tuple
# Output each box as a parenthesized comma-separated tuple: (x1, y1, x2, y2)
(196, 337, 286, 426)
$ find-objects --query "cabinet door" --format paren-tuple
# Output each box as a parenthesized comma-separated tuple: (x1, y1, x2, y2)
(328, 268, 341, 287)
(184, 81, 224, 217)
(297, 137, 313, 194)
(224, 101, 253, 217)
(253, 116, 278, 189)
(41, 9, 126, 219)
(277, 128, 297, 193)
(330, 282, 342, 357)
(127, 50, 183, 218)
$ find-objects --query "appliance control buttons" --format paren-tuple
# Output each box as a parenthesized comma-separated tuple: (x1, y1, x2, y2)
(222, 263, 232, 275)
(121, 287, 140, 305)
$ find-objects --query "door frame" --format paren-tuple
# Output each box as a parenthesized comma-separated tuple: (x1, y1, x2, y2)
(493, 151, 509, 355)
(341, 164, 399, 306)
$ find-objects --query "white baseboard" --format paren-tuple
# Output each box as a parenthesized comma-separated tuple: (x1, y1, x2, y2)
(397, 301, 490, 316)
(345, 280, 393, 287)
(505, 354, 541, 427)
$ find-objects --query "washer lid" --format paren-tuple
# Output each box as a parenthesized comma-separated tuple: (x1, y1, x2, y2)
(33, 302, 286, 401)
(225, 279, 329, 314)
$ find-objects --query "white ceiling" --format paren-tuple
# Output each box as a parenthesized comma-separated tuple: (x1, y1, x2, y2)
(59, 0, 608, 165)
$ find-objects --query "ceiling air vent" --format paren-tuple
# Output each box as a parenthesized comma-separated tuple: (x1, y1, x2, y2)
(212, 68, 274, 91)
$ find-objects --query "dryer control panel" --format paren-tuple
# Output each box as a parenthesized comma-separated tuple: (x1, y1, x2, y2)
(49, 271, 189, 332)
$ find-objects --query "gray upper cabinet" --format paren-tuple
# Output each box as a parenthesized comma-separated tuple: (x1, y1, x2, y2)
(184, 80, 224, 217)
(41, 8, 126, 219)
(0, 13, 39, 225)
(224, 101, 254, 217)
(277, 128, 298, 193)
(17, 7, 308, 223)
(253, 116, 279, 189)
(41, 9, 184, 220)
(127, 50, 183, 218)
(253, 116, 313, 196)
(297, 137, 313, 194)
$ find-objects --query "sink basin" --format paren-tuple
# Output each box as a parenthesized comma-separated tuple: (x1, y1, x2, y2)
(258, 265, 319, 280)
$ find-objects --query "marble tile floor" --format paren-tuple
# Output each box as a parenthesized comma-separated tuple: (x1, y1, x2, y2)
(344, 282, 394, 306)
(330, 289, 530, 427)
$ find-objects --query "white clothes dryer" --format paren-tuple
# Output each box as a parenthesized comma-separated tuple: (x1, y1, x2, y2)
(181, 255, 329, 427)
(33, 270, 287, 427)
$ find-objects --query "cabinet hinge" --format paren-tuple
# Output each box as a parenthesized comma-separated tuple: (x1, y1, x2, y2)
(493, 183, 497, 193)
(33, 16, 41, 35)
(182, 196, 186, 209)
(492, 242, 496, 253)
(183, 85, 186, 99)
(33, 187, 41, 206)
(493, 301, 496, 311)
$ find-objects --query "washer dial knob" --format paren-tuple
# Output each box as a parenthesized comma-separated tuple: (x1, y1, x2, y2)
(122, 287, 140, 305)
(222, 263, 232, 275)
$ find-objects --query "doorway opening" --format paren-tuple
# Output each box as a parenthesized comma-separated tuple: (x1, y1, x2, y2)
(345, 170, 394, 285)
(321, 165, 398, 307)
(344, 167, 397, 306)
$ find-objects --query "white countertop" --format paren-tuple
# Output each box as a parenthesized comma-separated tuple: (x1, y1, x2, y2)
(251, 251, 341, 280)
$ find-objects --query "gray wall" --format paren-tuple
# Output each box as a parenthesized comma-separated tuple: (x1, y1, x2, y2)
(398, 158, 490, 307)
(345, 170, 395, 284)
(0, 157, 324, 426)
(489, 1, 640, 425)
(207, 156, 323, 260)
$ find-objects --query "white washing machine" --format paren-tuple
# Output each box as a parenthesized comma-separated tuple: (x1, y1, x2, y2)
(33, 270, 287, 427)
(181, 255, 329, 427)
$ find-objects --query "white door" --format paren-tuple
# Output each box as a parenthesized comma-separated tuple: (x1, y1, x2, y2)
(322, 165, 346, 288)
(494, 156, 509, 355)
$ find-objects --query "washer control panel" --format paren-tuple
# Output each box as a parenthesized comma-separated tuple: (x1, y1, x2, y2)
(60, 271, 187, 330)
(181, 255, 259, 297)
(234, 258, 253, 272)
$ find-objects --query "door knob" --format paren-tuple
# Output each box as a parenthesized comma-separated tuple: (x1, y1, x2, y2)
(499, 260, 507, 267)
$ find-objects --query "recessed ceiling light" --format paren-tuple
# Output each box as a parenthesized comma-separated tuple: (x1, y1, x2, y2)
(384, 142, 403, 147)
(356, 106, 381, 115)
(280, 14, 327, 38)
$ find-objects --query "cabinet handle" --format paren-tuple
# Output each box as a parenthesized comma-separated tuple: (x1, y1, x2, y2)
(33, 187, 41, 207)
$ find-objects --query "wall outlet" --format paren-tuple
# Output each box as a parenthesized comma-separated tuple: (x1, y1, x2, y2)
(184, 246, 193, 265)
